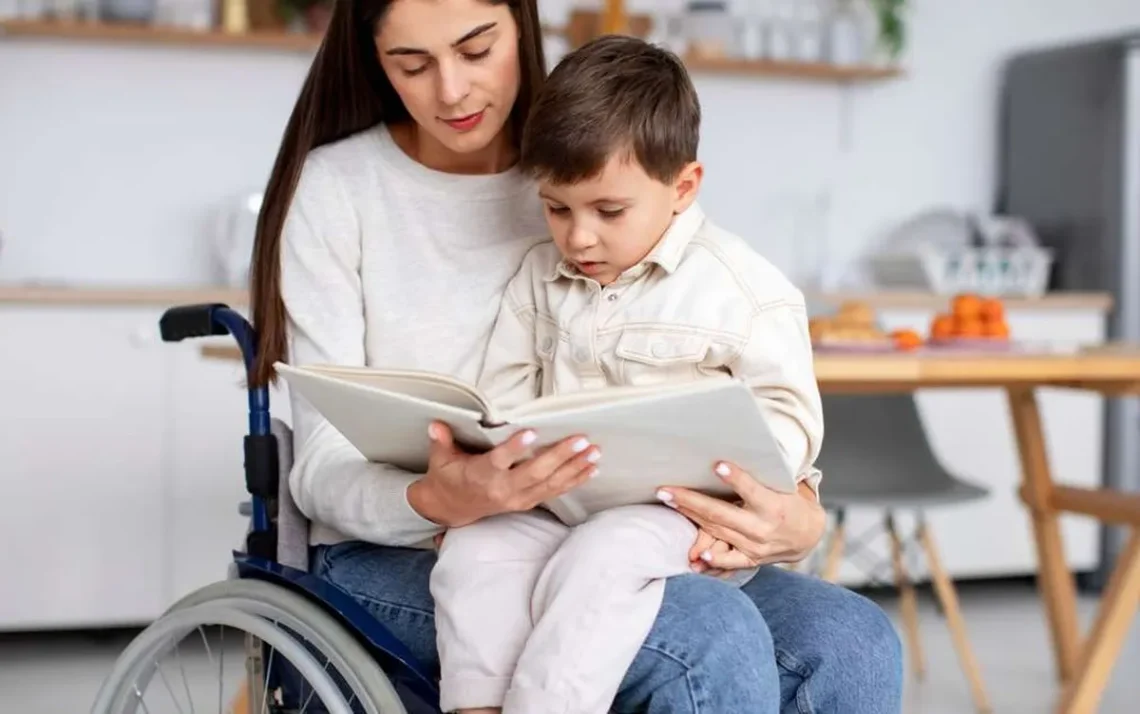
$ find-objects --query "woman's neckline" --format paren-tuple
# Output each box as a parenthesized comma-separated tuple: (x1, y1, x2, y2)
(373, 123, 534, 201)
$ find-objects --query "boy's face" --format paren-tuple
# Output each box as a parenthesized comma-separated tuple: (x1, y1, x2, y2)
(538, 154, 702, 286)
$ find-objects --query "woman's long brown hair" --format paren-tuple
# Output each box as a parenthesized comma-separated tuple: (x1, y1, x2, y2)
(248, 0, 546, 387)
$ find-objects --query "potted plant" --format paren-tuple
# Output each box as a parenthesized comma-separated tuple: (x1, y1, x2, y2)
(869, 0, 906, 62)
(278, 0, 333, 34)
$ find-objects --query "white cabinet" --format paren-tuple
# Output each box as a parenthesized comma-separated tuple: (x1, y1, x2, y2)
(0, 306, 168, 629)
(166, 337, 291, 605)
(825, 306, 1107, 587)
(0, 303, 292, 631)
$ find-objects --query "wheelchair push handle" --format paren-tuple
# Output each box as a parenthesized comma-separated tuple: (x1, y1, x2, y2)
(158, 303, 231, 342)
(159, 303, 260, 377)
(158, 302, 268, 434)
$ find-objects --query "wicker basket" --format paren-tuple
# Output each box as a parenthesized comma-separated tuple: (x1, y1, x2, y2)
(869, 246, 1054, 296)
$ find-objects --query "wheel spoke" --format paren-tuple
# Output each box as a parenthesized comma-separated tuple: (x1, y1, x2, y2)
(217, 626, 225, 714)
(154, 659, 188, 714)
(261, 646, 275, 714)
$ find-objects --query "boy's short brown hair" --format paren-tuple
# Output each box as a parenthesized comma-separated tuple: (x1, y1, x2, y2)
(519, 35, 701, 185)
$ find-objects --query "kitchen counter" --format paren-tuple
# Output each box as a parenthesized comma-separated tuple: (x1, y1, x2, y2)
(806, 290, 1113, 311)
(0, 284, 249, 307)
(0, 285, 1116, 311)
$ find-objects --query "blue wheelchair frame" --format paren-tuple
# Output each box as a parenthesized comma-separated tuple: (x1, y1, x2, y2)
(160, 304, 443, 714)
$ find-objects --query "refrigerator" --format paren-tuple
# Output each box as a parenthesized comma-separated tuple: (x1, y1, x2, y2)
(996, 33, 1140, 588)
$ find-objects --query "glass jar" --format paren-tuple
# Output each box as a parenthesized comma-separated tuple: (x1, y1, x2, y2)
(684, 1, 736, 60)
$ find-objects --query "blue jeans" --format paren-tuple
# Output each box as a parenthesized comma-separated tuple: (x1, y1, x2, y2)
(312, 543, 902, 713)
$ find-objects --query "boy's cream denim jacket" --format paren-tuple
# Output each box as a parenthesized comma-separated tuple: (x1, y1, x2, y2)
(479, 203, 824, 495)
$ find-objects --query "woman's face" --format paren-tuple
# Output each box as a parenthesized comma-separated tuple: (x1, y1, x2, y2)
(376, 0, 522, 169)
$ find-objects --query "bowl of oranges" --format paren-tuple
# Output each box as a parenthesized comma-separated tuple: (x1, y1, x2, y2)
(927, 293, 1012, 348)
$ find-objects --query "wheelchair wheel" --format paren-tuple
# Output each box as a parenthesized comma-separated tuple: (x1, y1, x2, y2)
(91, 579, 408, 714)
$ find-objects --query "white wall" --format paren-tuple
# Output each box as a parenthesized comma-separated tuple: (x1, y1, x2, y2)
(2, 0, 1139, 287)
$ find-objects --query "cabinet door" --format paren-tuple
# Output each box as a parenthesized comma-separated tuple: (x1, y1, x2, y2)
(0, 306, 167, 630)
(165, 337, 292, 606)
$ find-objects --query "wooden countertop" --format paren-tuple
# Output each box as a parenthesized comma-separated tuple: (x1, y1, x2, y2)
(0, 285, 1114, 311)
(0, 284, 249, 307)
(805, 291, 1114, 311)
(813, 344, 1140, 394)
(201, 342, 1140, 395)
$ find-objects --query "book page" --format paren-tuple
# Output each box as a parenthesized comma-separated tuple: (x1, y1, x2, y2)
(276, 363, 497, 472)
(299, 364, 495, 418)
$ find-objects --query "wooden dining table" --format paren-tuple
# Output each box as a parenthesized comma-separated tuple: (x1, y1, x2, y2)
(203, 342, 1140, 714)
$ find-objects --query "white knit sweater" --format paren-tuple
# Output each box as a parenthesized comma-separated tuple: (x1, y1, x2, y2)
(280, 124, 548, 548)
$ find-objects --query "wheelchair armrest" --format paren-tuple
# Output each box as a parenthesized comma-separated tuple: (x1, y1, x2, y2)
(159, 303, 231, 343)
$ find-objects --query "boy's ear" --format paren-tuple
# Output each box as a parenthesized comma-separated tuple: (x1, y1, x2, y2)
(672, 161, 703, 213)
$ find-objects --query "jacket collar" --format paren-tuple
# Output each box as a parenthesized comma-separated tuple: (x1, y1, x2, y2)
(543, 203, 706, 284)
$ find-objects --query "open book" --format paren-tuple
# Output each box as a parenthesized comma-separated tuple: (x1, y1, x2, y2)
(276, 363, 799, 526)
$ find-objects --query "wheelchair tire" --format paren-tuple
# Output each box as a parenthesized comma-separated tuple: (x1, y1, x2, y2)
(91, 579, 408, 714)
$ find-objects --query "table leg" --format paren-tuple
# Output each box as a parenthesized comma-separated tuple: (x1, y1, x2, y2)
(1006, 388, 1082, 683)
(1057, 528, 1140, 714)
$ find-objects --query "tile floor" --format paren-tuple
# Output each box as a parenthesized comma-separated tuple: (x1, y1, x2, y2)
(1, 579, 1137, 713)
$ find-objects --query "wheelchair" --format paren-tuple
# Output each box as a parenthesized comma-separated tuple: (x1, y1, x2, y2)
(91, 304, 443, 714)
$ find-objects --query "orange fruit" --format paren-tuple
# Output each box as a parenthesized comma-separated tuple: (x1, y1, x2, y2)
(952, 293, 983, 320)
(980, 297, 1005, 323)
(891, 329, 923, 351)
(955, 316, 986, 337)
(931, 314, 956, 340)
(983, 320, 1011, 339)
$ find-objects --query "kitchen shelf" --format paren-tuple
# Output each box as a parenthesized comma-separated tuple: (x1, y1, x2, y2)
(0, 20, 904, 82)
(0, 19, 321, 53)
(683, 55, 902, 82)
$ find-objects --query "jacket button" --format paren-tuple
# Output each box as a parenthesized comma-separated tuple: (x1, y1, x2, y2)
(574, 347, 589, 362)
(542, 336, 554, 352)
(651, 342, 668, 358)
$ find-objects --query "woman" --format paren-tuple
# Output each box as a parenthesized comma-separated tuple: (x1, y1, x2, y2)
(249, 0, 903, 711)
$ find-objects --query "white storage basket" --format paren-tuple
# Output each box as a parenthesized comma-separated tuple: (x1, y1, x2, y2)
(869, 246, 1054, 297)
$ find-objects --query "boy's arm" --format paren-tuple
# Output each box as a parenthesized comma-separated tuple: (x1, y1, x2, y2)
(730, 299, 825, 496)
(478, 276, 543, 411)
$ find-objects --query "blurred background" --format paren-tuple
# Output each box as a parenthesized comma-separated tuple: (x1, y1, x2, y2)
(2, 1, 1140, 712)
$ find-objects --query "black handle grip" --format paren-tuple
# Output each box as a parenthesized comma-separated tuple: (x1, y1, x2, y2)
(159, 303, 231, 343)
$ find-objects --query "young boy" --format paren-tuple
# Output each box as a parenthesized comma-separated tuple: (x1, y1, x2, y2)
(430, 35, 824, 714)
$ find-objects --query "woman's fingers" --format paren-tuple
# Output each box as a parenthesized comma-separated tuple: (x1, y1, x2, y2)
(701, 547, 759, 571)
(711, 461, 780, 511)
(676, 508, 753, 553)
(520, 445, 600, 505)
(519, 434, 595, 482)
(483, 427, 541, 472)
(688, 529, 719, 563)
(660, 487, 760, 543)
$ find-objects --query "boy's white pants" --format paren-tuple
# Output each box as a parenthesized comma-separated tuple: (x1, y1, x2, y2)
(430, 504, 696, 714)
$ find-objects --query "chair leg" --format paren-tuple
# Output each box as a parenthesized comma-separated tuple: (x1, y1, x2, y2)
(887, 513, 926, 681)
(821, 509, 846, 582)
(918, 520, 992, 714)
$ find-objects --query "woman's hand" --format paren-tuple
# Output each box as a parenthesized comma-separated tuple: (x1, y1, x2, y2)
(407, 421, 601, 528)
(659, 462, 827, 570)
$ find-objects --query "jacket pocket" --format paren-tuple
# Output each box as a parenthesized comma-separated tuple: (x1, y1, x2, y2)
(615, 328, 712, 386)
